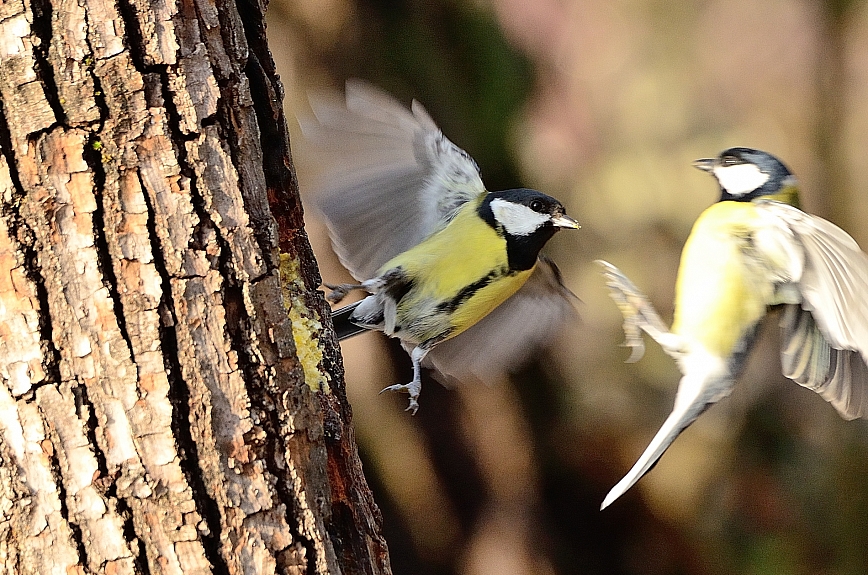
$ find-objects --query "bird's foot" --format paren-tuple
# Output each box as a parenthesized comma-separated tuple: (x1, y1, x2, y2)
(324, 282, 364, 304)
(596, 260, 682, 361)
(379, 381, 421, 415)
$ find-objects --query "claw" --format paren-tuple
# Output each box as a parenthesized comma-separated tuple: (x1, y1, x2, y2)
(622, 338, 646, 364)
(596, 260, 651, 362)
(379, 382, 421, 415)
(379, 345, 428, 415)
(595, 260, 684, 361)
(324, 282, 363, 304)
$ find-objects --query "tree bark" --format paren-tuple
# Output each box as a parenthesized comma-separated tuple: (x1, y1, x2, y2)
(0, 0, 390, 573)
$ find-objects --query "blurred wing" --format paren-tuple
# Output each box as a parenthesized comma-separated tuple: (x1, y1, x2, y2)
(757, 201, 868, 419)
(301, 79, 486, 280)
(423, 256, 579, 385)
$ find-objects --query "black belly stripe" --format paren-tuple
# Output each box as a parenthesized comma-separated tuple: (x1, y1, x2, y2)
(436, 266, 512, 314)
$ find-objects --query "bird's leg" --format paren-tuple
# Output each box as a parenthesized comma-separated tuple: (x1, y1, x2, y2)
(596, 260, 685, 361)
(324, 282, 366, 303)
(379, 346, 429, 414)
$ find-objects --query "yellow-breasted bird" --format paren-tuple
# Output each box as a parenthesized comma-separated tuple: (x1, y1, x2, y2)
(597, 147, 868, 509)
(302, 81, 580, 413)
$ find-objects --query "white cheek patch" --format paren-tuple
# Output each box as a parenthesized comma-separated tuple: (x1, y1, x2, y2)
(490, 198, 550, 236)
(713, 163, 770, 196)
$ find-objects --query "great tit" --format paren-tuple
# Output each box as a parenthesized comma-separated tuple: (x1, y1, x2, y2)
(302, 81, 580, 413)
(597, 147, 868, 509)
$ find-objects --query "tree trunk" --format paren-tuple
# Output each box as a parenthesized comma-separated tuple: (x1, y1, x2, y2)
(813, 0, 854, 227)
(0, 0, 390, 573)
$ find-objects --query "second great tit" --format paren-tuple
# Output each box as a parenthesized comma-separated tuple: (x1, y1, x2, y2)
(302, 81, 580, 413)
(597, 147, 868, 509)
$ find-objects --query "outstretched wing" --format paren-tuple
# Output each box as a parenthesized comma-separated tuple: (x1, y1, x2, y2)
(301, 79, 486, 280)
(756, 201, 868, 419)
(423, 256, 579, 385)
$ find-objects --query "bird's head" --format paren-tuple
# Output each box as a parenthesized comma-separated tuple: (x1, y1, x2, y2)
(482, 188, 579, 236)
(479, 188, 579, 270)
(693, 147, 800, 207)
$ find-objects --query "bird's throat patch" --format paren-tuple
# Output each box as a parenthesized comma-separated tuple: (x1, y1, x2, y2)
(713, 164, 770, 197)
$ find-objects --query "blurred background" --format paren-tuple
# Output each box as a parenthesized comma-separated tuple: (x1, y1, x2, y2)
(268, 1, 868, 573)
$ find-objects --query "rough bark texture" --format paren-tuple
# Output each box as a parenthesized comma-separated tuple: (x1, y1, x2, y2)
(0, 0, 390, 573)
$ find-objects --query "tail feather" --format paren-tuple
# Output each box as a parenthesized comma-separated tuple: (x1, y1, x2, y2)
(601, 362, 735, 509)
(331, 301, 370, 340)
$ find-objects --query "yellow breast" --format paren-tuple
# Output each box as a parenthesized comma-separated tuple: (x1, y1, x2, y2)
(381, 200, 532, 343)
(672, 201, 775, 357)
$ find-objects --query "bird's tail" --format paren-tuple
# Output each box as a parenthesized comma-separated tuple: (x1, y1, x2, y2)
(331, 301, 370, 341)
(600, 367, 735, 509)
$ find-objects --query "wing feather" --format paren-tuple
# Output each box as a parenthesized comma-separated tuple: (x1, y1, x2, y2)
(301, 79, 486, 280)
(758, 201, 868, 419)
(780, 304, 868, 419)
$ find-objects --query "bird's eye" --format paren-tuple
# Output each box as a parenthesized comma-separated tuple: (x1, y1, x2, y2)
(721, 156, 739, 166)
(530, 199, 544, 212)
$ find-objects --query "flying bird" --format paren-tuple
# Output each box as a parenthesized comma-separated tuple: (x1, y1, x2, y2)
(302, 81, 580, 413)
(598, 147, 868, 509)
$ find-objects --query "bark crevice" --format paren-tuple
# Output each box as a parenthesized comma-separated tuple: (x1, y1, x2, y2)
(83, 134, 137, 364)
(80, 12, 110, 129)
(43, 423, 90, 570)
(113, 0, 156, 75)
(0, 100, 61, 391)
(223, 278, 321, 575)
(29, 0, 65, 127)
(69, 383, 108, 479)
(137, 170, 230, 574)
(112, 493, 151, 575)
